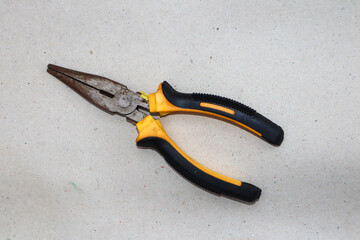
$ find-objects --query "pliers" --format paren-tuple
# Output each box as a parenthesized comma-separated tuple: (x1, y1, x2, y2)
(47, 64, 284, 203)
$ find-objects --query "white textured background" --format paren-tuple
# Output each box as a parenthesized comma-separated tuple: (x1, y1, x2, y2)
(1, 1, 359, 239)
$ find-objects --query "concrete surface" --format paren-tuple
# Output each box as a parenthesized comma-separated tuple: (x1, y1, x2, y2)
(1, 1, 359, 239)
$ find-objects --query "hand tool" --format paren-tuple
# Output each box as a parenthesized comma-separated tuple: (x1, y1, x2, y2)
(47, 64, 284, 203)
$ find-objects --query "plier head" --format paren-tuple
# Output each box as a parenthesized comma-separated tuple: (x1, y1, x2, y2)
(47, 64, 149, 122)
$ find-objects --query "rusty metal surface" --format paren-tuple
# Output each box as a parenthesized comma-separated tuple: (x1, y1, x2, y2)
(47, 64, 149, 122)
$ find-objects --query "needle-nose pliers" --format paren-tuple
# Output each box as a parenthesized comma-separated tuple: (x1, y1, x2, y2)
(47, 64, 284, 203)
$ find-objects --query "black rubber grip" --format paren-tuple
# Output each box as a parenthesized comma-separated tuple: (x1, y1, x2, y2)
(162, 81, 284, 146)
(137, 137, 261, 203)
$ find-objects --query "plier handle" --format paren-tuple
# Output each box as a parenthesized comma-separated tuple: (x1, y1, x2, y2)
(136, 82, 283, 202)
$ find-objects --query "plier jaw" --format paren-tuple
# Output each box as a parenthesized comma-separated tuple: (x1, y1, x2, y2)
(47, 64, 149, 122)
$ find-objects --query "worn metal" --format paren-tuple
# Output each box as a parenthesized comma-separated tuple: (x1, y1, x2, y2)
(126, 109, 148, 123)
(47, 64, 149, 123)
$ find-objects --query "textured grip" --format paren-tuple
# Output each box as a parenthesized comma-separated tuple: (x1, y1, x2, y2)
(135, 115, 261, 203)
(137, 137, 261, 202)
(160, 81, 284, 146)
(193, 93, 256, 116)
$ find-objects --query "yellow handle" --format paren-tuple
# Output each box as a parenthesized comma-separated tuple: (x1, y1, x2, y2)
(147, 83, 262, 136)
(136, 115, 262, 202)
(136, 115, 242, 186)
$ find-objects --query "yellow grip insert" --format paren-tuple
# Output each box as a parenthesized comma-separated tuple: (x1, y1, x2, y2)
(200, 102, 235, 115)
(136, 115, 242, 186)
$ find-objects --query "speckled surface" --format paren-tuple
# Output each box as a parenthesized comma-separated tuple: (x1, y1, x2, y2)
(0, 1, 359, 239)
